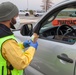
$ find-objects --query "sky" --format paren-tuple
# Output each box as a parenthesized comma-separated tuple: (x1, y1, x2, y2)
(0, 0, 64, 10)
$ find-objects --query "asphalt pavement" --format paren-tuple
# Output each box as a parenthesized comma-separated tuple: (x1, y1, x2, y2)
(19, 14, 41, 20)
(19, 14, 41, 25)
(15, 14, 41, 29)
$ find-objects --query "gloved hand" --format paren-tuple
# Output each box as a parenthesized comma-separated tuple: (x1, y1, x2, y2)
(29, 40, 38, 49)
(23, 40, 30, 48)
(23, 40, 38, 49)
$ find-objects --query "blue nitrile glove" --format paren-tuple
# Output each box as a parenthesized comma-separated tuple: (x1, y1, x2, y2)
(29, 40, 38, 49)
(23, 40, 30, 48)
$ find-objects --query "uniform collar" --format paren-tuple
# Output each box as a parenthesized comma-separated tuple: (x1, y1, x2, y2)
(0, 24, 13, 38)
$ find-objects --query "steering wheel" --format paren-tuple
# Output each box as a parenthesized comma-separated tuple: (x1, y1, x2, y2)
(56, 24, 76, 40)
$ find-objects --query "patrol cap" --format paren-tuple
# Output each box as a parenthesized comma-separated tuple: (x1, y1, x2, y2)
(0, 2, 19, 22)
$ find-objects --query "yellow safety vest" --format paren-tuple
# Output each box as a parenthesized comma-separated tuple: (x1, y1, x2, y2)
(0, 35, 23, 75)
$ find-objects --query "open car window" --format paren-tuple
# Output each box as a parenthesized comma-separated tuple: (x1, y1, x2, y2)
(39, 6, 76, 45)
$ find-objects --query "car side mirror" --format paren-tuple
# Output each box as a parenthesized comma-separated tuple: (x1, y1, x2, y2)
(20, 24, 33, 36)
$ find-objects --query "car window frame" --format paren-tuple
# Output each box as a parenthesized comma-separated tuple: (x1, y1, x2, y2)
(33, 1, 76, 45)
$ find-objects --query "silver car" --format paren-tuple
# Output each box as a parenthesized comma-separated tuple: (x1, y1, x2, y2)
(13, 0, 76, 75)
(34, 10, 45, 17)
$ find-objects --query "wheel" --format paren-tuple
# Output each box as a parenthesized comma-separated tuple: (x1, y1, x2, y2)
(34, 14, 39, 17)
(25, 13, 29, 16)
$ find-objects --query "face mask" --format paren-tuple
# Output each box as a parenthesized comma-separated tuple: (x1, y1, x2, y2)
(14, 16, 20, 29)
(10, 16, 20, 29)
(10, 18, 16, 29)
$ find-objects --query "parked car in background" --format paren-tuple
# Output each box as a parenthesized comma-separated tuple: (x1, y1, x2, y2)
(19, 10, 30, 16)
(25, 11, 30, 16)
(34, 10, 45, 17)
(69, 12, 76, 17)
(19, 10, 25, 15)
(13, 0, 76, 75)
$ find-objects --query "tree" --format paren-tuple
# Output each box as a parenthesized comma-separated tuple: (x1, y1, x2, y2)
(41, 0, 53, 12)
(29, 10, 34, 15)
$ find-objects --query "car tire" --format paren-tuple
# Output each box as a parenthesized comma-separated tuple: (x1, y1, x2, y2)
(25, 13, 29, 16)
(34, 14, 39, 17)
(36, 14, 39, 17)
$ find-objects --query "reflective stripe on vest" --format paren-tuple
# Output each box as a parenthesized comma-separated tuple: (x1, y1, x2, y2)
(0, 35, 23, 75)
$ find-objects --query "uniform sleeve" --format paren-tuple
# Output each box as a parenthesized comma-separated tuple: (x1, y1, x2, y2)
(2, 39, 36, 70)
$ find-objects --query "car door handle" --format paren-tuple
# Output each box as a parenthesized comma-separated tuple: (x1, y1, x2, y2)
(57, 53, 73, 63)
